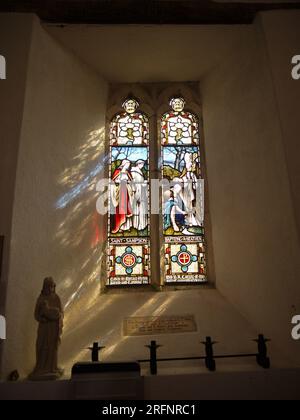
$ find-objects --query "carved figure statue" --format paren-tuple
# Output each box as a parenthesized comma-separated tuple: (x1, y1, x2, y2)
(29, 277, 63, 380)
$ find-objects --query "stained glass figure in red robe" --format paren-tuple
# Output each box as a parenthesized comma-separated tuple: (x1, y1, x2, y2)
(111, 159, 134, 234)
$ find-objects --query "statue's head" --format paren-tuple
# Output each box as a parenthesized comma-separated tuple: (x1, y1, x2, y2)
(42, 277, 56, 296)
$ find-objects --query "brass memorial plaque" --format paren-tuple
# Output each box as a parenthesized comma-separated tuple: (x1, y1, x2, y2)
(123, 315, 197, 336)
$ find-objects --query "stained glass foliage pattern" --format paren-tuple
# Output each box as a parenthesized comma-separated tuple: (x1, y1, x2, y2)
(107, 99, 150, 285)
(161, 98, 206, 283)
(110, 112, 149, 146)
(161, 111, 199, 145)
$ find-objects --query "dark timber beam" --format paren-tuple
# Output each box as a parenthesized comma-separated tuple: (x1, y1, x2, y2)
(0, 0, 300, 24)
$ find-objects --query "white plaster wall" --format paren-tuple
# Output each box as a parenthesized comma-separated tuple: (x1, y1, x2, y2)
(0, 13, 34, 378)
(59, 288, 269, 377)
(0, 14, 33, 256)
(2, 16, 108, 378)
(201, 14, 300, 364)
(0, 14, 33, 264)
(260, 10, 300, 243)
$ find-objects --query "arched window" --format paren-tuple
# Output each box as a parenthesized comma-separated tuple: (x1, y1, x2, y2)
(106, 94, 207, 286)
(161, 97, 206, 283)
(107, 98, 150, 285)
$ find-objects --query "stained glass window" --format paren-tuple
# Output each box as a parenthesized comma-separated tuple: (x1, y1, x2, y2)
(161, 97, 199, 146)
(161, 97, 206, 283)
(107, 98, 150, 285)
(110, 99, 149, 146)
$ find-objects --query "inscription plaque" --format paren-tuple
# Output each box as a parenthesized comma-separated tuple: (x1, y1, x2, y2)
(123, 314, 197, 336)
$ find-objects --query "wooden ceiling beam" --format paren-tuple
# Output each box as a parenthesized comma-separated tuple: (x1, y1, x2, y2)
(0, 0, 300, 24)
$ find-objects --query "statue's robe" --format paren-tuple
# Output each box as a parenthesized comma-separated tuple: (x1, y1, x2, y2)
(32, 292, 63, 376)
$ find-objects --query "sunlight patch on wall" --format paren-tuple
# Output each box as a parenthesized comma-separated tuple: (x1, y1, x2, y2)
(55, 128, 107, 210)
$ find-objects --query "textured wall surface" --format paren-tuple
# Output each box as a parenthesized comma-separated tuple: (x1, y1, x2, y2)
(0, 14, 33, 313)
(2, 16, 108, 378)
(201, 12, 300, 364)
(260, 10, 300, 243)
(0, 14, 34, 378)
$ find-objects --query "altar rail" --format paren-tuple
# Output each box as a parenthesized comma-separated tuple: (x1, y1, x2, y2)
(88, 334, 270, 375)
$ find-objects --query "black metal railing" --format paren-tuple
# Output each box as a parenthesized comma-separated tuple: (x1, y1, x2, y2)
(87, 334, 270, 375)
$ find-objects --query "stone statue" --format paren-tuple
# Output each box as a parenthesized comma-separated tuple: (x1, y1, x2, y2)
(29, 277, 64, 380)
